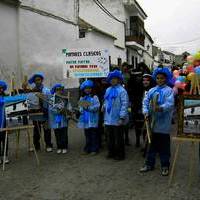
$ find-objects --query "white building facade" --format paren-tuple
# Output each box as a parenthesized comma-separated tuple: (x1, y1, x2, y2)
(0, 0, 150, 88)
(0, 0, 20, 88)
(124, 0, 147, 69)
(143, 31, 154, 70)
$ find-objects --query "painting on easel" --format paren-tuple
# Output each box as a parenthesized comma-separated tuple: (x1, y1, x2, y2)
(177, 95, 200, 138)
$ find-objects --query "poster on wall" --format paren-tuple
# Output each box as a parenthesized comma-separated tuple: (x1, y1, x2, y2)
(62, 49, 110, 78)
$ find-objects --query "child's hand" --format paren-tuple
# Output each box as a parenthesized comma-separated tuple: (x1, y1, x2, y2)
(144, 114, 149, 121)
(154, 106, 163, 112)
(118, 119, 125, 126)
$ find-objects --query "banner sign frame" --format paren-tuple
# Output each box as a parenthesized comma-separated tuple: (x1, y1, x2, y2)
(62, 49, 110, 78)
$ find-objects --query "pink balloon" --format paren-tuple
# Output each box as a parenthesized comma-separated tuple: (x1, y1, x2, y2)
(175, 80, 182, 88)
(173, 70, 179, 78)
(175, 81, 186, 89)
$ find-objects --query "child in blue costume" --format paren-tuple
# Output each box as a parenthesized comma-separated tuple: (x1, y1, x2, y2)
(0, 80, 27, 164)
(28, 72, 52, 152)
(103, 70, 129, 160)
(49, 84, 71, 154)
(78, 80, 100, 155)
(140, 67, 174, 176)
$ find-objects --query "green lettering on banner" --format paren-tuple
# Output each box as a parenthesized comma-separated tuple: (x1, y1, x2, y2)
(62, 49, 67, 54)
(66, 60, 76, 64)
(78, 60, 90, 64)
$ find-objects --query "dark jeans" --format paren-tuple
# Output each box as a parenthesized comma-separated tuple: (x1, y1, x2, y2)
(54, 127, 68, 149)
(33, 121, 52, 150)
(0, 131, 8, 157)
(106, 125, 125, 159)
(98, 112, 105, 148)
(146, 133, 171, 168)
(134, 113, 145, 147)
(84, 128, 99, 153)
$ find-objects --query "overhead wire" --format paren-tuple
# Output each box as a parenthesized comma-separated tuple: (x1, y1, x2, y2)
(93, 0, 125, 24)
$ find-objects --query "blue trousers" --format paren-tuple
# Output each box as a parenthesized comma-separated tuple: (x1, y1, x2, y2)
(146, 133, 171, 168)
(84, 128, 99, 153)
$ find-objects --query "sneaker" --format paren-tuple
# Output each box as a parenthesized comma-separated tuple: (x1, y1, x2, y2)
(161, 167, 169, 176)
(29, 148, 34, 152)
(4, 157, 10, 164)
(56, 149, 62, 154)
(62, 149, 68, 154)
(46, 147, 53, 152)
(140, 165, 153, 173)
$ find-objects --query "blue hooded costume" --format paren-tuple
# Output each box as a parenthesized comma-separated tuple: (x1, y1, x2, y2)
(48, 84, 71, 129)
(28, 72, 50, 96)
(78, 80, 100, 129)
(103, 70, 129, 126)
(28, 72, 51, 121)
(143, 67, 174, 134)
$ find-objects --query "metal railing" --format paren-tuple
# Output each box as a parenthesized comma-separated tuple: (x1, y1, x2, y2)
(125, 29, 145, 46)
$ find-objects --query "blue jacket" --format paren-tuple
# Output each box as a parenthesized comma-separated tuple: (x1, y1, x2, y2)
(78, 95, 100, 129)
(143, 85, 174, 134)
(48, 95, 71, 129)
(103, 84, 129, 126)
(0, 95, 27, 129)
(28, 85, 51, 121)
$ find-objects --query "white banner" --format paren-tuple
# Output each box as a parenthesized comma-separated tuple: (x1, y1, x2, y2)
(63, 49, 110, 78)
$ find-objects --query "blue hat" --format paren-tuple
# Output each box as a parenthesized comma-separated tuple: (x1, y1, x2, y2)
(80, 80, 94, 91)
(28, 72, 44, 84)
(51, 83, 64, 94)
(107, 70, 124, 83)
(152, 67, 172, 84)
(0, 80, 7, 91)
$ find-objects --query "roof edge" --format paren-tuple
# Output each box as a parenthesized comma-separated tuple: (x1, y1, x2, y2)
(79, 17, 117, 40)
(0, 0, 21, 6)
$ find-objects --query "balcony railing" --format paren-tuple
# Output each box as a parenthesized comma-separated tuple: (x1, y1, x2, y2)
(125, 29, 145, 46)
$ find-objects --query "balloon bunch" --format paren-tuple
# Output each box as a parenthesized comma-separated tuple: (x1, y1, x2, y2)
(173, 70, 187, 93)
(173, 51, 200, 95)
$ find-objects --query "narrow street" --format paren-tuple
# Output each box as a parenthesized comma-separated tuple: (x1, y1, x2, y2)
(0, 123, 200, 200)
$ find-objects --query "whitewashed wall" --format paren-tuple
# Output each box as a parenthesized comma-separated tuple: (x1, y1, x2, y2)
(0, 0, 138, 89)
(21, 0, 77, 24)
(19, 8, 79, 88)
(0, 2, 19, 88)
(79, 0, 126, 49)
(143, 34, 153, 68)
(127, 48, 142, 67)
(74, 30, 126, 64)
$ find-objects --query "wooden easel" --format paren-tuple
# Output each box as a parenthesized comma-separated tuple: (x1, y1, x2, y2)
(1, 125, 40, 171)
(169, 137, 200, 188)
